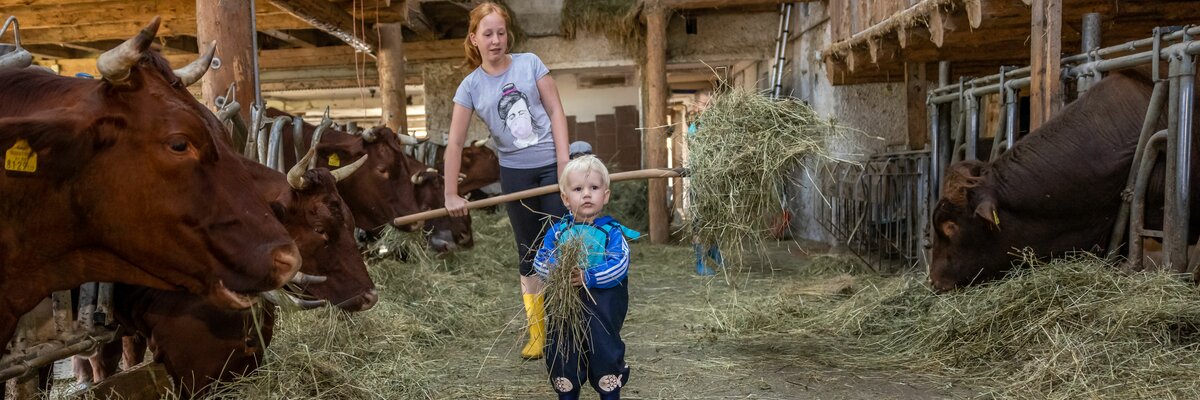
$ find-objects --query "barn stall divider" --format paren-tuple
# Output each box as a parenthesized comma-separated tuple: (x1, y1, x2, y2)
(814, 150, 932, 272)
(926, 23, 1200, 273)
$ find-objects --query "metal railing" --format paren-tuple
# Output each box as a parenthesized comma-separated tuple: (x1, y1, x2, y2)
(816, 151, 931, 272)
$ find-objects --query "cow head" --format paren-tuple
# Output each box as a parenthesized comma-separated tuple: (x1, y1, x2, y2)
(408, 156, 475, 253)
(452, 140, 501, 196)
(928, 160, 1009, 292)
(0, 18, 299, 311)
(314, 126, 423, 235)
(269, 151, 377, 312)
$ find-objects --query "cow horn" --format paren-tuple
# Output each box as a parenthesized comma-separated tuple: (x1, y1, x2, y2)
(397, 133, 419, 145)
(261, 290, 327, 310)
(411, 171, 430, 185)
(941, 160, 985, 207)
(97, 16, 160, 85)
(287, 146, 317, 190)
(361, 127, 378, 143)
(469, 139, 488, 148)
(173, 41, 216, 86)
(458, 173, 466, 183)
(290, 271, 327, 285)
(330, 154, 368, 182)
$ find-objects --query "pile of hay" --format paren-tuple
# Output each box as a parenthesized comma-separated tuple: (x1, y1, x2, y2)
(687, 88, 840, 268)
(714, 253, 1200, 398)
(560, 0, 644, 59)
(606, 180, 648, 233)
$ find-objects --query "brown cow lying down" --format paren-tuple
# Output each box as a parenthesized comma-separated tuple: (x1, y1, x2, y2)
(929, 67, 1200, 292)
(0, 19, 301, 369)
(70, 156, 375, 397)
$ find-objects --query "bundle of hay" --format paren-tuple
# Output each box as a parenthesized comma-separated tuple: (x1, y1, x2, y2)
(687, 87, 840, 267)
(560, 0, 644, 59)
(543, 236, 591, 358)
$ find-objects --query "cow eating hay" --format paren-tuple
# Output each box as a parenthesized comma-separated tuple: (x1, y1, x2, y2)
(687, 87, 841, 269)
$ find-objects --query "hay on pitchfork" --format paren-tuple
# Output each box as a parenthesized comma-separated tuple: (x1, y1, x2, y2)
(543, 235, 592, 359)
(686, 87, 842, 269)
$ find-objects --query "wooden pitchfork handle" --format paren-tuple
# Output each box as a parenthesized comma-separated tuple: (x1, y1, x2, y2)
(392, 167, 689, 226)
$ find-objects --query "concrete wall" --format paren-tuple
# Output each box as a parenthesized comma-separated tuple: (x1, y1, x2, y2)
(780, 2, 909, 244)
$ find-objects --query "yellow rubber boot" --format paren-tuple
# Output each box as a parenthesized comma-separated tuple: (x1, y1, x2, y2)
(521, 293, 546, 360)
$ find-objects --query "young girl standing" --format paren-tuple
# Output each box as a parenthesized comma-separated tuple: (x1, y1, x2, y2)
(442, 2, 571, 360)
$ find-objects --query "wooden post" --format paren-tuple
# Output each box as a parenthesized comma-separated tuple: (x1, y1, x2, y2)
(196, 0, 257, 123)
(672, 107, 686, 219)
(1029, 0, 1062, 130)
(644, 2, 669, 244)
(906, 62, 928, 150)
(377, 22, 407, 133)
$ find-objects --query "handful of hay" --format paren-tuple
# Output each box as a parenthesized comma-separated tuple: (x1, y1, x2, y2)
(543, 235, 592, 358)
(687, 87, 840, 267)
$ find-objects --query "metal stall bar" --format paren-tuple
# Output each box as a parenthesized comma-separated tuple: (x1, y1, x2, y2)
(1109, 81, 1169, 258)
(1129, 130, 1169, 271)
(1165, 43, 1195, 273)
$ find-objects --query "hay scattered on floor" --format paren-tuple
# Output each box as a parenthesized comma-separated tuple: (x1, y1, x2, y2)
(687, 88, 841, 270)
(710, 252, 1200, 399)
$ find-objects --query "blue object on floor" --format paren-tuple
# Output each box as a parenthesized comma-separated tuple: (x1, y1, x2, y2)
(694, 244, 716, 276)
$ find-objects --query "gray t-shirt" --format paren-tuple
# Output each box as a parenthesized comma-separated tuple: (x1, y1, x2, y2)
(453, 53, 556, 169)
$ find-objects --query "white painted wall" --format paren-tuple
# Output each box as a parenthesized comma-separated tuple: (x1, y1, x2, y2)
(553, 71, 640, 122)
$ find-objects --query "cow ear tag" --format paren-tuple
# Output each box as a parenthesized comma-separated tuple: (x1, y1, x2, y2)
(4, 139, 38, 173)
(992, 210, 1000, 227)
(327, 153, 341, 167)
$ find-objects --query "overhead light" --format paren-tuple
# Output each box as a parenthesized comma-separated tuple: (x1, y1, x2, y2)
(413, 130, 428, 139)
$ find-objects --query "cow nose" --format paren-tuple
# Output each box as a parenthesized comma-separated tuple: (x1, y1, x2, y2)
(358, 289, 379, 311)
(271, 243, 302, 287)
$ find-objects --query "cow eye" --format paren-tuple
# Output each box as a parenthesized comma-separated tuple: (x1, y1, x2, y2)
(166, 136, 190, 153)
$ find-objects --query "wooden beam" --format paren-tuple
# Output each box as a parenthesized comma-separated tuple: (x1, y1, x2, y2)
(405, 0, 440, 41)
(906, 62, 929, 150)
(377, 22, 407, 132)
(1029, 0, 1062, 130)
(268, 0, 378, 54)
(644, 1, 669, 244)
(261, 29, 316, 48)
(75, 362, 172, 400)
(662, 0, 800, 10)
(197, 0, 257, 122)
(39, 40, 461, 78)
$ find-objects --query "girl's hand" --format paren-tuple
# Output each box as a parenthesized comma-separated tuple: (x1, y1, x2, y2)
(570, 268, 584, 287)
(445, 194, 469, 217)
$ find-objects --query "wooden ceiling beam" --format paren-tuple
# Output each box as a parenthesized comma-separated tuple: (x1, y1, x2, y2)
(661, 0, 811, 10)
(37, 39, 460, 77)
(268, 0, 378, 54)
(261, 29, 317, 48)
(15, 15, 310, 45)
(405, 1, 439, 41)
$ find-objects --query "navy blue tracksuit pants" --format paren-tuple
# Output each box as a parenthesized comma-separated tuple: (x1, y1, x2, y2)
(546, 280, 630, 396)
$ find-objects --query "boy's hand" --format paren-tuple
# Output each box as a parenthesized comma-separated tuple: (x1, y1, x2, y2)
(570, 268, 584, 287)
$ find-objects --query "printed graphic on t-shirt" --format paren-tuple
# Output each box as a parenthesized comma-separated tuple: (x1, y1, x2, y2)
(498, 82, 542, 149)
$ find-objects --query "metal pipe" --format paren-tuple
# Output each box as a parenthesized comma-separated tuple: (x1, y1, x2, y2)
(928, 95, 941, 201)
(1170, 51, 1194, 273)
(1063, 24, 1200, 65)
(990, 68, 1009, 160)
(0, 329, 118, 381)
(931, 76, 1032, 104)
(1109, 80, 1168, 256)
(938, 61, 950, 88)
(266, 116, 289, 171)
(1068, 40, 1200, 80)
(1004, 84, 1019, 153)
(1078, 13, 1102, 94)
(1129, 130, 1169, 272)
(292, 115, 305, 163)
(771, 3, 793, 99)
(931, 66, 1030, 96)
(966, 93, 979, 161)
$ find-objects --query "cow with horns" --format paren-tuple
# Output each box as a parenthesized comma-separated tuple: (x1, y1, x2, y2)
(70, 146, 377, 397)
(928, 68, 1200, 292)
(0, 17, 302, 362)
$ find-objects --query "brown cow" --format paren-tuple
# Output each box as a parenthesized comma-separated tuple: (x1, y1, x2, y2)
(408, 153, 475, 253)
(929, 68, 1200, 292)
(264, 108, 425, 236)
(434, 139, 501, 197)
(72, 158, 376, 396)
(0, 19, 300, 353)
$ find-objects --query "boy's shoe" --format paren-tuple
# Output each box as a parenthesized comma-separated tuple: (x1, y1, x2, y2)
(520, 294, 546, 359)
(708, 245, 724, 267)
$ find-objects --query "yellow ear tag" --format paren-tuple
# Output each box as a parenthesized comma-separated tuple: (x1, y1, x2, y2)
(5, 139, 37, 173)
(992, 210, 1001, 226)
(327, 153, 341, 167)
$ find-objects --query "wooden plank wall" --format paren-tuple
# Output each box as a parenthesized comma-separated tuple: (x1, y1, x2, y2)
(567, 105, 643, 172)
(829, 0, 922, 42)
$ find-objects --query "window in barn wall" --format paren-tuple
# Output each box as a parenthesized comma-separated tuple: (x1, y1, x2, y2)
(685, 15, 698, 35)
